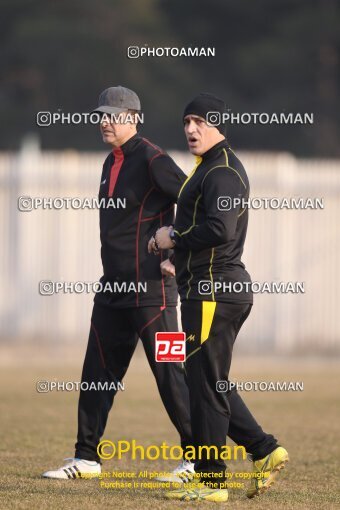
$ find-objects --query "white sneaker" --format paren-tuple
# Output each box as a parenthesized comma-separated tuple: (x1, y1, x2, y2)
(42, 458, 101, 479)
(155, 459, 195, 483)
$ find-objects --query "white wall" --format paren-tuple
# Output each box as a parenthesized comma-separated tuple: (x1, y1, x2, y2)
(0, 145, 339, 354)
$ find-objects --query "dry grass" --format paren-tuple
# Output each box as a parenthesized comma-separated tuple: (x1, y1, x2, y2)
(0, 350, 340, 509)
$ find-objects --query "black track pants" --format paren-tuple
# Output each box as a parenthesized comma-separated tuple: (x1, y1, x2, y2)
(181, 300, 278, 487)
(75, 303, 192, 462)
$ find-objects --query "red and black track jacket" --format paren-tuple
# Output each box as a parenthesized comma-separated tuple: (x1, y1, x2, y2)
(95, 133, 186, 309)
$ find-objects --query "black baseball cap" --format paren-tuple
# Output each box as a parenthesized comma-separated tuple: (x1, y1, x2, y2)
(92, 86, 141, 115)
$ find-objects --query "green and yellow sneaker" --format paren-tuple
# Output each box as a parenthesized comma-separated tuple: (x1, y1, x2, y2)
(165, 482, 228, 502)
(246, 446, 289, 498)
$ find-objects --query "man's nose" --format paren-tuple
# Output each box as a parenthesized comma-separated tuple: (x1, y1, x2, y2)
(186, 121, 195, 134)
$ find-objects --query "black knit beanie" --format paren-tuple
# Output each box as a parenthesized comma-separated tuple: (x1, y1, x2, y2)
(183, 93, 226, 135)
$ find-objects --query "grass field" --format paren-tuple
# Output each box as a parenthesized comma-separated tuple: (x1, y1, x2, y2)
(1, 348, 340, 510)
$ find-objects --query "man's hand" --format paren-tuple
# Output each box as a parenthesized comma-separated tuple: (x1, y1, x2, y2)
(148, 234, 159, 254)
(148, 226, 174, 254)
(160, 258, 175, 277)
(155, 226, 174, 250)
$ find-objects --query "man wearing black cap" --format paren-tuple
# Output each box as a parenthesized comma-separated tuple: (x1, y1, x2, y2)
(151, 93, 289, 502)
(42, 86, 195, 480)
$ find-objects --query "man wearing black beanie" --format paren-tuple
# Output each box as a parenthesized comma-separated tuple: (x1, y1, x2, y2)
(150, 93, 289, 502)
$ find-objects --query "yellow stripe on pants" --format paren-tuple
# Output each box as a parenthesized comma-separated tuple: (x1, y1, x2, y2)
(201, 301, 217, 344)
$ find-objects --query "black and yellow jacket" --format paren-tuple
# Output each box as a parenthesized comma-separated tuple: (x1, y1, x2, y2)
(173, 139, 253, 303)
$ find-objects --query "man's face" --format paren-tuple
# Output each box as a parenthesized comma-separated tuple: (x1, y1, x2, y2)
(184, 114, 223, 156)
(100, 111, 137, 147)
